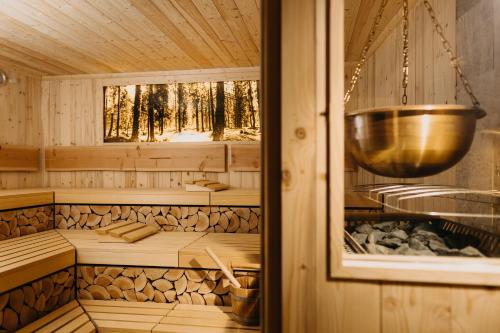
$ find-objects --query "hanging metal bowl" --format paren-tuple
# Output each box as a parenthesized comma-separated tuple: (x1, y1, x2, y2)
(346, 105, 486, 178)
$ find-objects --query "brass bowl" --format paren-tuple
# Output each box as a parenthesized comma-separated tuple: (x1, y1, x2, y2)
(345, 105, 486, 178)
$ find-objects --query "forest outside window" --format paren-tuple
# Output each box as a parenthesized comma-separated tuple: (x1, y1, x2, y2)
(103, 80, 261, 143)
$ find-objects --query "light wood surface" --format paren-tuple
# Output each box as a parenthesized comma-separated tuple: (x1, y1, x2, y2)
(229, 143, 260, 171)
(0, 1, 259, 75)
(0, 145, 39, 171)
(40, 69, 260, 190)
(0, 231, 75, 293)
(45, 144, 226, 172)
(210, 189, 260, 206)
(0, 62, 43, 189)
(0, 189, 53, 210)
(58, 229, 204, 267)
(179, 233, 260, 269)
(81, 299, 173, 333)
(17, 300, 95, 333)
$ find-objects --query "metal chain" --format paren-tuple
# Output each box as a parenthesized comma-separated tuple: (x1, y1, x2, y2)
(401, 0, 409, 105)
(423, 0, 480, 107)
(344, 0, 389, 104)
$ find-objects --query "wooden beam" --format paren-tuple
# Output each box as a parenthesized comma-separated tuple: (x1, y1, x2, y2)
(0, 145, 39, 171)
(0, 190, 53, 211)
(229, 143, 260, 171)
(45, 144, 226, 172)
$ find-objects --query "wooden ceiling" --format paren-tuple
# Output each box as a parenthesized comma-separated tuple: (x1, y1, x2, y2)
(345, 0, 404, 62)
(0, 0, 260, 75)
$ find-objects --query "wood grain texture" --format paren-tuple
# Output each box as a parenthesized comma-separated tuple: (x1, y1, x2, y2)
(229, 143, 260, 171)
(41, 69, 260, 189)
(0, 189, 53, 210)
(0, 145, 39, 171)
(0, 60, 44, 189)
(45, 144, 226, 172)
(0, 0, 260, 75)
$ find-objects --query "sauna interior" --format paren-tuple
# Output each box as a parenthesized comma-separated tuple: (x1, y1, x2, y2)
(0, 1, 262, 332)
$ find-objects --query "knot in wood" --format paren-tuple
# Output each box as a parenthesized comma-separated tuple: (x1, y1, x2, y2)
(282, 169, 292, 187)
(295, 127, 306, 140)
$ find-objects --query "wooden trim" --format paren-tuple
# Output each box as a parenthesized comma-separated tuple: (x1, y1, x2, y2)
(262, 0, 282, 332)
(45, 144, 226, 172)
(328, 0, 500, 287)
(42, 67, 260, 81)
(0, 145, 39, 171)
(229, 143, 260, 171)
(0, 191, 53, 211)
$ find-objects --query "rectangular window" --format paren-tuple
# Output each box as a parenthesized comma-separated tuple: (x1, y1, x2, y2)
(103, 81, 260, 143)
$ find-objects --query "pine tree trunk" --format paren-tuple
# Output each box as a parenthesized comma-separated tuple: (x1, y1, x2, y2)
(209, 82, 215, 131)
(200, 97, 205, 132)
(177, 83, 184, 133)
(247, 82, 256, 129)
(148, 85, 155, 142)
(103, 86, 107, 139)
(257, 80, 262, 131)
(213, 81, 225, 141)
(195, 98, 199, 131)
(233, 81, 243, 128)
(107, 113, 114, 137)
(116, 86, 121, 138)
(131, 85, 141, 141)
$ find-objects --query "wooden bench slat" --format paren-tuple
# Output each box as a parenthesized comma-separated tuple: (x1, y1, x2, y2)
(0, 233, 63, 253)
(160, 317, 259, 330)
(37, 307, 84, 333)
(54, 313, 92, 333)
(0, 230, 58, 248)
(89, 312, 163, 323)
(164, 310, 232, 320)
(16, 300, 79, 333)
(0, 243, 74, 268)
(93, 319, 156, 333)
(0, 238, 69, 261)
(152, 324, 256, 333)
(84, 305, 170, 316)
(95, 220, 134, 235)
(73, 321, 97, 333)
(173, 304, 231, 313)
(80, 300, 174, 310)
(109, 223, 147, 237)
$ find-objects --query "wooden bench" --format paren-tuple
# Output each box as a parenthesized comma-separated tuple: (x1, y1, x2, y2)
(154, 304, 259, 332)
(80, 299, 173, 332)
(179, 233, 260, 269)
(58, 230, 204, 267)
(0, 230, 75, 293)
(17, 300, 95, 333)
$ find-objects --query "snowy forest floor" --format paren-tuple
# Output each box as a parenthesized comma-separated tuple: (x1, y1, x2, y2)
(104, 127, 260, 143)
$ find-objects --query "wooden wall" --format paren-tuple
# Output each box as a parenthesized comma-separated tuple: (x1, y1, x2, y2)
(0, 59, 43, 189)
(40, 68, 260, 189)
(281, 0, 500, 332)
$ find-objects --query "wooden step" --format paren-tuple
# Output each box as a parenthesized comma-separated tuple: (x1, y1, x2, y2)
(17, 300, 95, 333)
(0, 230, 75, 293)
(58, 230, 204, 267)
(80, 299, 173, 333)
(179, 233, 260, 269)
(154, 304, 259, 333)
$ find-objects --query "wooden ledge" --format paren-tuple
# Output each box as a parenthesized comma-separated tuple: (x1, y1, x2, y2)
(210, 189, 260, 206)
(53, 188, 210, 206)
(0, 144, 40, 172)
(0, 230, 75, 293)
(0, 189, 53, 211)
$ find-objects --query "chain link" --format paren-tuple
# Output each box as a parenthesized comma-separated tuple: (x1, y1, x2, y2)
(344, 0, 389, 104)
(423, 0, 480, 107)
(401, 0, 409, 105)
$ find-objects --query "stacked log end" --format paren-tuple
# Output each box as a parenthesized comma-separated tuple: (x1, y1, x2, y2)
(0, 267, 74, 332)
(0, 206, 54, 241)
(56, 205, 261, 233)
(76, 266, 260, 306)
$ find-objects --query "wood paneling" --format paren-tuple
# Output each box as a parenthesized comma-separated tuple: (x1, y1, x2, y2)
(45, 144, 226, 172)
(0, 0, 260, 75)
(229, 143, 260, 171)
(0, 144, 39, 171)
(0, 60, 43, 189)
(41, 68, 260, 189)
(0, 190, 53, 211)
(280, 0, 500, 332)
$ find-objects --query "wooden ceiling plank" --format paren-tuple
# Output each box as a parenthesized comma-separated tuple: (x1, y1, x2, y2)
(344, 0, 362, 54)
(214, 0, 259, 66)
(39, 0, 161, 72)
(0, 0, 132, 73)
(346, 0, 402, 62)
(233, 0, 260, 52)
(150, 0, 227, 67)
(191, 0, 251, 66)
(0, 13, 116, 73)
(129, 0, 212, 68)
(169, 0, 238, 67)
(101, 0, 199, 69)
(0, 40, 80, 75)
